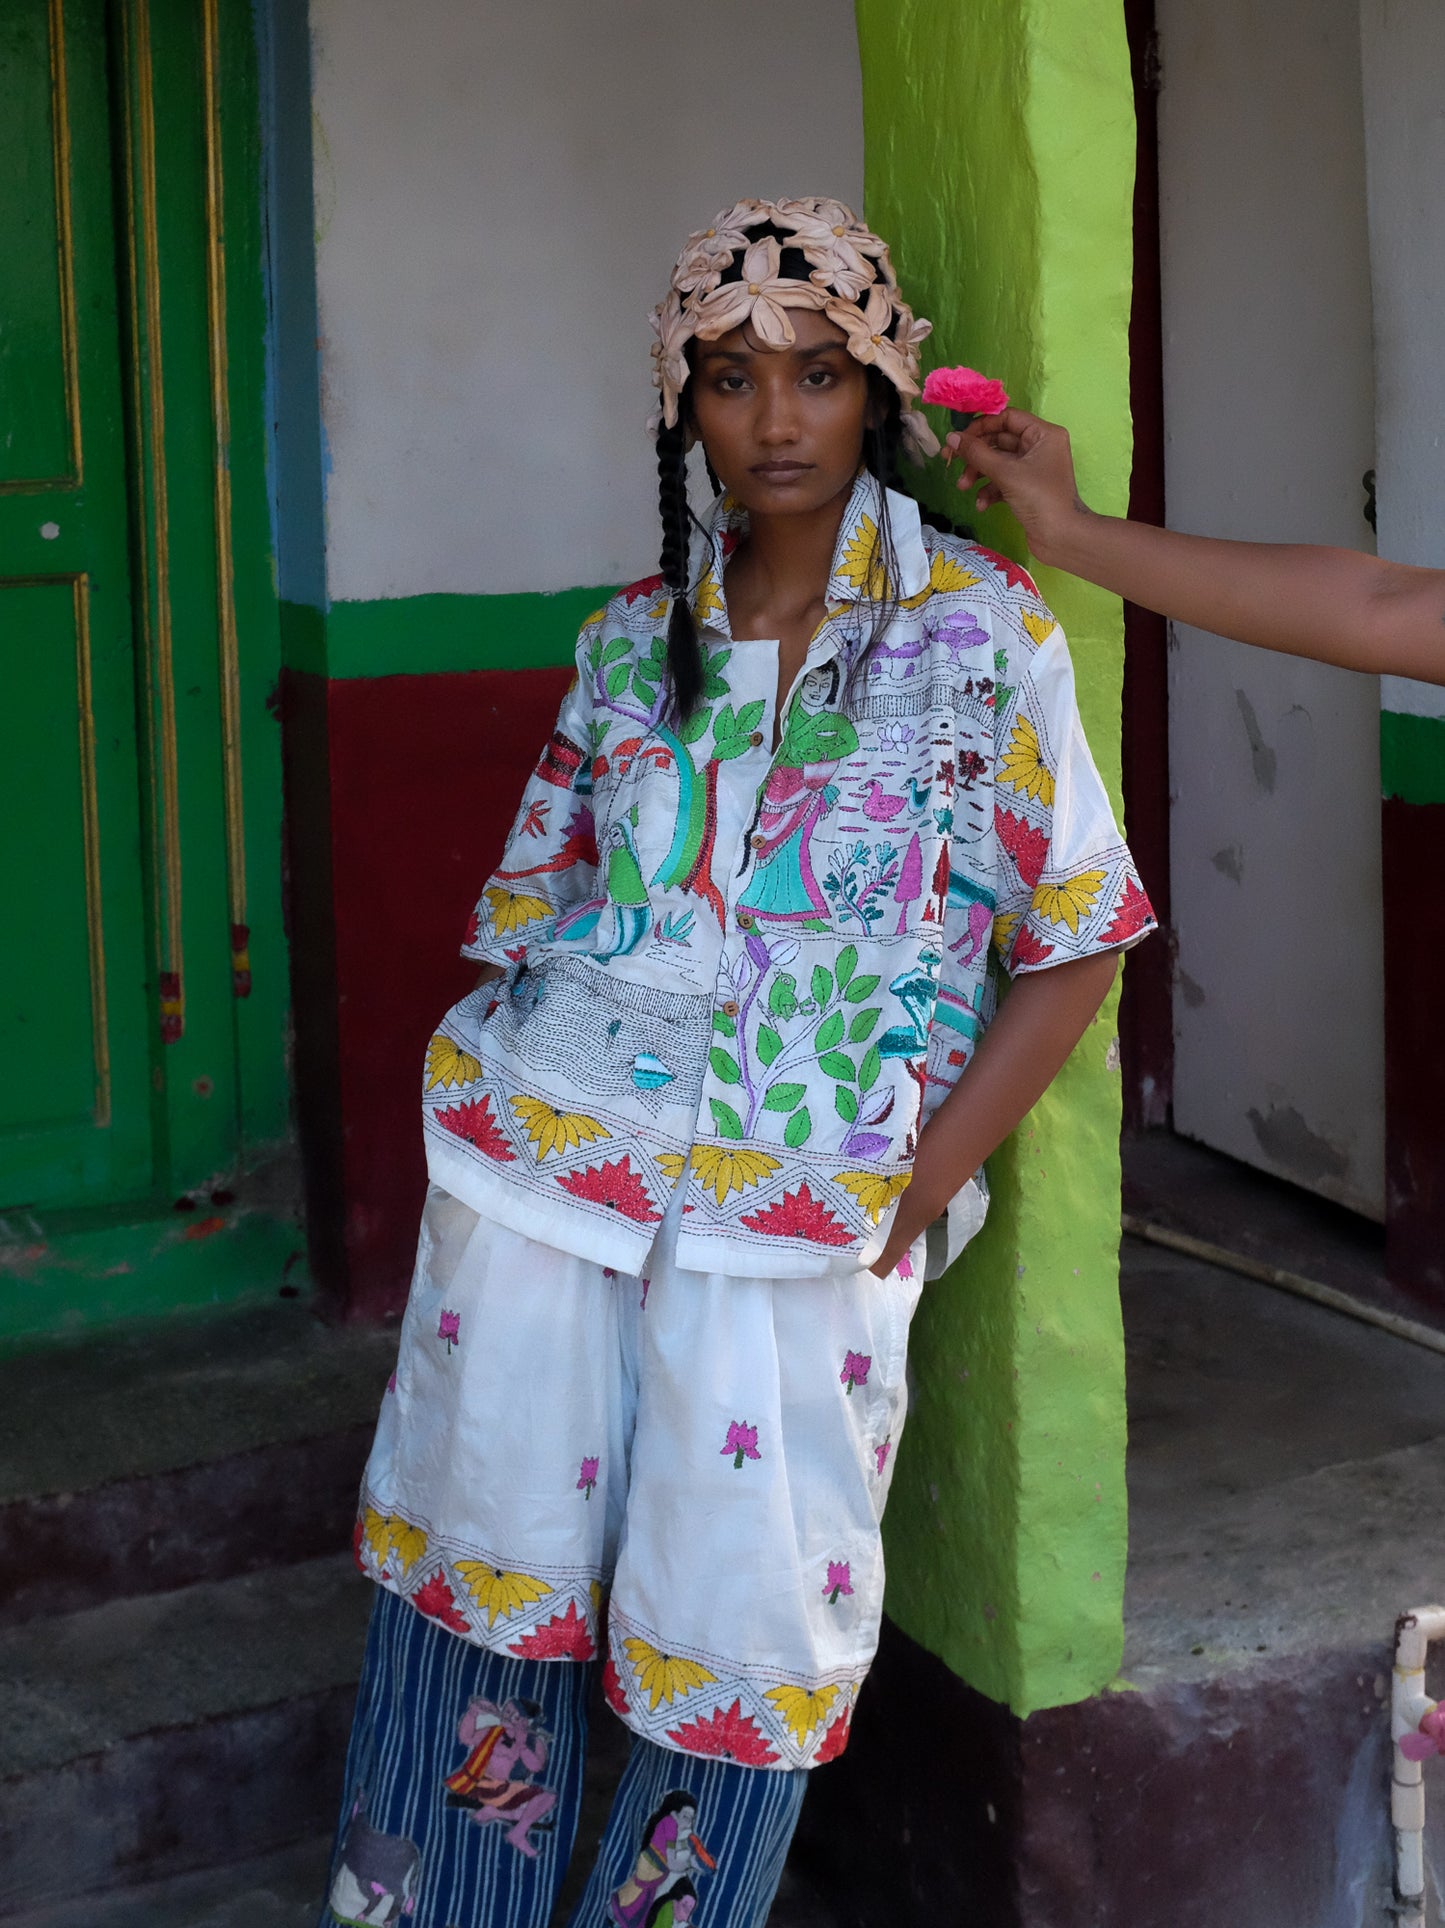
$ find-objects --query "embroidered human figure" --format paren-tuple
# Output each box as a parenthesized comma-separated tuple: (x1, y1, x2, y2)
(441, 1696, 558, 1858)
(608, 1793, 712, 1926)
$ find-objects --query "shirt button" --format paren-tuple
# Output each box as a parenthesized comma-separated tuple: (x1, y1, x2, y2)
(736, 912, 756, 931)
(751, 833, 765, 848)
(748, 731, 764, 747)
(721, 999, 740, 1018)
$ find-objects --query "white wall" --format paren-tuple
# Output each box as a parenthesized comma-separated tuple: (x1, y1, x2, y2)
(1157, 0, 1386, 1216)
(1359, 0, 1445, 724)
(308, 0, 864, 602)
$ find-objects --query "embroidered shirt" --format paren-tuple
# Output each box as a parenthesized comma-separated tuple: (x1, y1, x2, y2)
(424, 471, 1155, 1277)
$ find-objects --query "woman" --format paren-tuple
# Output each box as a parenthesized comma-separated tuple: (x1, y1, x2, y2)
(323, 198, 1152, 1928)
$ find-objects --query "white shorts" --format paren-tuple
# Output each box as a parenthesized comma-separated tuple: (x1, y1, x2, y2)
(355, 1181, 926, 1770)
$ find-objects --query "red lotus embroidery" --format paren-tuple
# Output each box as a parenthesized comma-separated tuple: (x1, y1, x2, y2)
(815, 1706, 853, 1764)
(622, 571, 665, 603)
(1100, 877, 1154, 945)
(603, 1656, 631, 1716)
(740, 1184, 852, 1246)
(973, 545, 1039, 597)
(413, 1571, 469, 1634)
(555, 1157, 661, 1223)
(464, 908, 481, 947)
(666, 1698, 780, 1767)
(995, 805, 1049, 889)
(435, 1096, 515, 1163)
(507, 1601, 596, 1662)
(1010, 924, 1056, 968)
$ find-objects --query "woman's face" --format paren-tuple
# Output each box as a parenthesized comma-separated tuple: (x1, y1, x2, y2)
(689, 309, 871, 521)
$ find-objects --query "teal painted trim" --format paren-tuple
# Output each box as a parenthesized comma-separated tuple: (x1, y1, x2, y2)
(321, 587, 619, 680)
(1381, 710, 1445, 805)
(0, 1206, 308, 1348)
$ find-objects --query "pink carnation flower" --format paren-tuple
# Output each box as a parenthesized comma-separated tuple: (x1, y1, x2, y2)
(921, 365, 1010, 417)
(437, 1309, 460, 1354)
(577, 1455, 599, 1499)
(722, 1420, 761, 1470)
(824, 1559, 853, 1605)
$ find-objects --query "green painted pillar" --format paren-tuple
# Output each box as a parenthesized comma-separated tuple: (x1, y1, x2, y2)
(856, 0, 1137, 1715)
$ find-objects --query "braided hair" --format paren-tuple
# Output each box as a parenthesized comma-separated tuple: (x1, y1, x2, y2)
(656, 414, 704, 719)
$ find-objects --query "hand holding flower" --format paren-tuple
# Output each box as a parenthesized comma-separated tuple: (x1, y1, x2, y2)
(921, 365, 1011, 428)
(943, 406, 1092, 567)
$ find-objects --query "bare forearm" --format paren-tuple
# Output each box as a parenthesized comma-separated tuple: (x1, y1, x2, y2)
(874, 952, 1118, 1272)
(1042, 510, 1445, 684)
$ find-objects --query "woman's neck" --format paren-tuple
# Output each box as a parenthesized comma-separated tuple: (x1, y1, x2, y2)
(729, 484, 854, 626)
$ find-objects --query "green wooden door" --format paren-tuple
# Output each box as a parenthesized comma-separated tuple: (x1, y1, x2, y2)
(0, 0, 289, 1260)
(0, 0, 156, 1209)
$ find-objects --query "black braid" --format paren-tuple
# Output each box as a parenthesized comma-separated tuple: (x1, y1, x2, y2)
(656, 417, 704, 719)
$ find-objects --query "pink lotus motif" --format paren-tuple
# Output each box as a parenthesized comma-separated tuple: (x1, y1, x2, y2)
(577, 1455, 600, 1500)
(722, 1420, 761, 1470)
(1401, 1705, 1445, 1762)
(840, 1350, 872, 1395)
(921, 365, 1010, 418)
(875, 1439, 892, 1476)
(437, 1309, 461, 1354)
(897, 1251, 915, 1281)
(824, 1560, 853, 1605)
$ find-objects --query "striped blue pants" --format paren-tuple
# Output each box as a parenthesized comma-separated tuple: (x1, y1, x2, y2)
(321, 1588, 811, 1928)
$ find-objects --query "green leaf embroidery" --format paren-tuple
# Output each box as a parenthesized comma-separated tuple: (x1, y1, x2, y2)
(994, 647, 1009, 677)
(811, 965, 834, 1009)
(631, 669, 659, 706)
(835, 943, 857, 988)
(849, 1007, 881, 1043)
(679, 706, 711, 745)
(713, 733, 752, 763)
(834, 1085, 859, 1124)
(768, 973, 799, 1021)
(605, 661, 631, 700)
(709, 1046, 742, 1085)
(713, 702, 738, 740)
(858, 1045, 882, 1092)
(735, 698, 765, 734)
(710, 1098, 745, 1139)
(701, 676, 728, 700)
(712, 1010, 737, 1039)
(818, 1051, 856, 1082)
(707, 647, 732, 677)
(757, 1024, 783, 1066)
(762, 1082, 807, 1112)
(844, 974, 881, 1003)
(784, 1106, 812, 1149)
(601, 636, 632, 666)
(815, 1011, 845, 1051)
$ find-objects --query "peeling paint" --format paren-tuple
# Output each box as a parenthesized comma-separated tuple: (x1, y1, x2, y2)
(1211, 843, 1245, 882)
(1246, 1104, 1350, 1184)
(1235, 689, 1278, 793)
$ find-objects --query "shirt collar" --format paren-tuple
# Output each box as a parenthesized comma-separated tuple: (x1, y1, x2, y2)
(688, 468, 931, 641)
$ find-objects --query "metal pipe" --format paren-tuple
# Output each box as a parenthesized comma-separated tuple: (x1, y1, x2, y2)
(1121, 1215, 1445, 1360)
(1393, 1605, 1445, 1925)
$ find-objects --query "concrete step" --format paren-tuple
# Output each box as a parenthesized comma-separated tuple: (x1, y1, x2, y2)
(0, 1552, 837, 1926)
(0, 1551, 372, 1920)
(0, 1301, 396, 1624)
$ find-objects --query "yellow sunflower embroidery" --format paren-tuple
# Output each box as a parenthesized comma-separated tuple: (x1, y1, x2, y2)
(832, 1169, 912, 1226)
(656, 1151, 689, 1184)
(990, 911, 1022, 958)
(483, 885, 553, 936)
(454, 1563, 554, 1626)
(1032, 870, 1107, 934)
(361, 1509, 428, 1577)
(834, 515, 891, 599)
(692, 567, 724, 624)
(509, 1095, 610, 1160)
(1022, 609, 1057, 648)
(425, 1032, 482, 1092)
(930, 550, 983, 593)
(622, 1637, 719, 1712)
(997, 716, 1055, 807)
(686, 1144, 783, 1207)
(764, 1683, 840, 1746)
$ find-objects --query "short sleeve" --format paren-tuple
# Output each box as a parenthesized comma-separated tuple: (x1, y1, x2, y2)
(461, 623, 601, 966)
(990, 619, 1156, 976)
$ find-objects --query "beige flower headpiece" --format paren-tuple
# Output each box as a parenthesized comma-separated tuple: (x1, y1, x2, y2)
(649, 197, 941, 464)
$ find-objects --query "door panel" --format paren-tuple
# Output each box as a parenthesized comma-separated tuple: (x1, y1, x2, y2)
(0, 0, 156, 1208)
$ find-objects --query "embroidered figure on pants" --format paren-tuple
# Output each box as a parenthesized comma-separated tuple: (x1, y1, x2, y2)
(442, 1695, 557, 1857)
(327, 1798, 420, 1925)
(645, 1876, 699, 1926)
(608, 1791, 714, 1925)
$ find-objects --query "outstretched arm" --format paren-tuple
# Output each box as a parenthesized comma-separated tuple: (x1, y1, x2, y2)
(870, 951, 1118, 1277)
(946, 410, 1445, 687)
